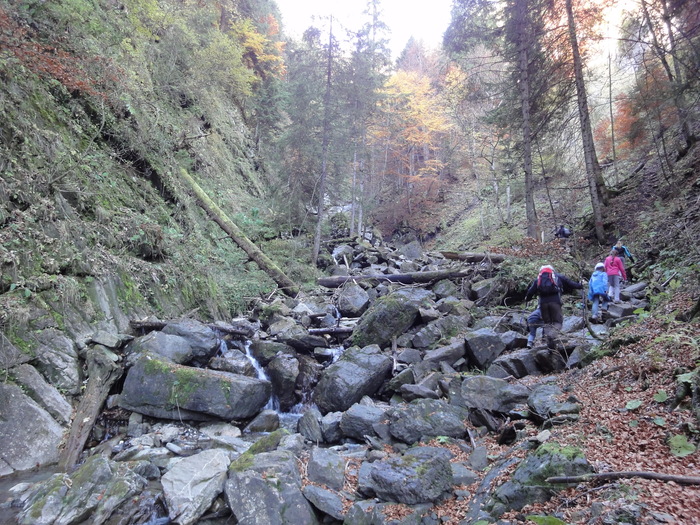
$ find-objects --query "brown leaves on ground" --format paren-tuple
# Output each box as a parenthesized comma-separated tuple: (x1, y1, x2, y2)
(298, 293, 699, 524)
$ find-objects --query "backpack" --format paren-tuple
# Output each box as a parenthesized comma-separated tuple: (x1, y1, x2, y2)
(537, 268, 561, 296)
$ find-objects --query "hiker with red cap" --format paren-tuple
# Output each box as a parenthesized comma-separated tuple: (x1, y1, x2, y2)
(524, 265, 583, 346)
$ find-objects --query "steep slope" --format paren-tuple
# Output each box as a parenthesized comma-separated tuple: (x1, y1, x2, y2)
(0, 0, 283, 344)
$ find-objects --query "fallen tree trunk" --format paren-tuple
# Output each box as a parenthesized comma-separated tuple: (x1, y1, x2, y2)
(129, 318, 253, 337)
(547, 471, 700, 485)
(440, 251, 507, 263)
(317, 269, 471, 288)
(179, 168, 299, 297)
(308, 326, 355, 335)
(59, 348, 123, 469)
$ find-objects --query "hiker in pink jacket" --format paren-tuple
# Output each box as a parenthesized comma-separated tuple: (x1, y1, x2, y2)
(604, 248, 627, 303)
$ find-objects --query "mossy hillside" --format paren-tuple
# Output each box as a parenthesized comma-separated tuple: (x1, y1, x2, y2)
(1, 0, 287, 349)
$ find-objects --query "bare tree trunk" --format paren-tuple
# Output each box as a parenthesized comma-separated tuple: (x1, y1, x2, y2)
(515, 0, 539, 239)
(565, 0, 606, 241)
(179, 169, 299, 297)
(312, 17, 334, 265)
(608, 52, 619, 186)
(59, 349, 123, 468)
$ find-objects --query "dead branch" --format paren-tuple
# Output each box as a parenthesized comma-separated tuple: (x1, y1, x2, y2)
(547, 471, 700, 485)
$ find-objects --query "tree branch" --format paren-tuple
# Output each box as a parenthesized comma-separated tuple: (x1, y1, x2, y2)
(547, 471, 700, 485)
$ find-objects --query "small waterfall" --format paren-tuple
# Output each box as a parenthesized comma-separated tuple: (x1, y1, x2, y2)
(242, 341, 279, 411)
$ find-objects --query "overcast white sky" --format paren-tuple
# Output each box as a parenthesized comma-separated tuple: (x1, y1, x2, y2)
(274, 0, 453, 59)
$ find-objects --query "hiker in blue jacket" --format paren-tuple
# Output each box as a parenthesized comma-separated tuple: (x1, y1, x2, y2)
(588, 262, 610, 322)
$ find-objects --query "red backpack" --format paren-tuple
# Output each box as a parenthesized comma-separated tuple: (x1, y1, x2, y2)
(537, 267, 561, 296)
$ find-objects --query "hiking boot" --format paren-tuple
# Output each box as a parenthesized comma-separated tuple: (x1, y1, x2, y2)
(526, 342, 534, 349)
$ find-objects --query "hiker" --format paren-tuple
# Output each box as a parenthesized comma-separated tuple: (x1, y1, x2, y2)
(524, 265, 583, 333)
(604, 248, 627, 303)
(554, 225, 572, 239)
(588, 262, 610, 321)
(526, 307, 544, 348)
(613, 240, 635, 280)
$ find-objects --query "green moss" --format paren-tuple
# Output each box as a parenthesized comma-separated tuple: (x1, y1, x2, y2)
(535, 442, 583, 461)
(170, 367, 201, 406)
(248, 428, 290, 454)
(229, 451, 255, 472)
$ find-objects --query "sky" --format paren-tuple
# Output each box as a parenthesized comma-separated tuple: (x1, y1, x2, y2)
(274, 0, 454, 59)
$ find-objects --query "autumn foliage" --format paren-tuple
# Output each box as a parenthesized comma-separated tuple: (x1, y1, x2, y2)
(0, 7, 116, 97)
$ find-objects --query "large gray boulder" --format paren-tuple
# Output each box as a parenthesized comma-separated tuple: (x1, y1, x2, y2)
(454, 375, 531, 413)
(250, 340, 296, 367)
(306, 446, 346, 491)
(337, 282, 370, 317)
(423, 338, 466, 367)
(33, 328, 82, 395)
(127, 331, 193, 365)
(119, 353, 271, 420)
(486, 442, 594, 517)
(486, 348, 541, 379)
(18, 456, 148, 525)
(161, 318, 220, 367)
(313, 345, 392, 414)
(339, 402, 387, 441)
(162, 449, 231, 525)
(464, 328, 508, 369)
(387, 398, 468, 444)
(10, 363, 73, 425)
(350, 289, 431, 348)
(225, 450, 318, 525)
(267, 353, 300, 412)
(0, 382, 65, 475)
(358, 447, 453, 504)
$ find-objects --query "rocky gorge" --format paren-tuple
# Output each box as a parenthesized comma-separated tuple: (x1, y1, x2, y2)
(0, 238, 658, 525)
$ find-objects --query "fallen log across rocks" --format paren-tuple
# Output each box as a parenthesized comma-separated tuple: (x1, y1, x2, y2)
(317, 268, 472, 288)
(58, 348, 123, 469)
(440, 251, 507, 263)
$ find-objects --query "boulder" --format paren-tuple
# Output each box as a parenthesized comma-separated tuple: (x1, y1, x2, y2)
(161, 318, 220, 367)
(358, 448, 453, 504)
(464, 328, 508, 369)
(387, 398, 468, 444)
(225, 450, 318, 525)
(119, 353, 271, 420)
(33, 328, 82, 395)
(18, 456, 148, 525)
(313, 345, 392, 414)
(486, 348, 541, 379)
(337, 282, 370, 317)
(486, 442, 594, 517)
(127, 331, 194, 365)
(339, 402, 387, 441)
(423, 338, 466, 367)
(350, 289, 431, 348)
(455, 375, 531, 413)
(267, 353, 300, 412)
(10, 363, 73, 425)
(306, 446, 346, 491)
(249, 340, 296, 366)
(162, 449, 230, 525)
(0, 383, 65, 475)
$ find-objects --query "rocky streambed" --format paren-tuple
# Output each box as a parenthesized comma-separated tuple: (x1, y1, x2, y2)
(0, 240, 651, 524)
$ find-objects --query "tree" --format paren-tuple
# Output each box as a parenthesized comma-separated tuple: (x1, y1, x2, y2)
(564, 0, 606, 241)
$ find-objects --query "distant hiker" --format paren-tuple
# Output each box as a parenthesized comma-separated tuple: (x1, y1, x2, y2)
(613, 240, 635, 280)
(588, 262, 610, 321)
(604, 248, 627, 303)
(554, 225, 572, 239)
(526, 307, 544, 348)
(524, 265, 583, 334)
